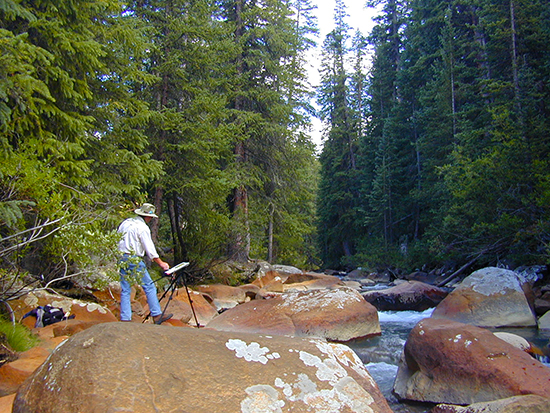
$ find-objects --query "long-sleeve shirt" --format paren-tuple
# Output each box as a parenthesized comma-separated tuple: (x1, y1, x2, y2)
(117, 216, 159, 260)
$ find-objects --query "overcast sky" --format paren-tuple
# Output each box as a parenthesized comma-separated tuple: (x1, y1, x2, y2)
(307, 0, 379, 150)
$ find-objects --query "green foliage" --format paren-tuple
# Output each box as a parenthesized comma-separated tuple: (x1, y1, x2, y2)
(46, 223, 121, 285)
(0, 0, 323, 283)
(0, 317, 39, 352)
(316, 0, 550, 271)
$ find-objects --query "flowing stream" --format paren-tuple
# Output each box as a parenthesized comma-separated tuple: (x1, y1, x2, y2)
(347, 308, 436, 412)
(346, 305, 550, 412)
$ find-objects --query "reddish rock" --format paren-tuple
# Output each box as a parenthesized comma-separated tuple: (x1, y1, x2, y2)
(0, 347, 50, 397)
(432, 267, 537, 327)
(206, 287, 380, 342)
(155, 288, 218, 327)
(51, 320, 106, 337)
(0, 394, 15, 413)
(91, 282, 123, 318)
(394, 318, 550, 405)
(196, 284, 247, 312)
(252, 269, 289, 288)
(13, 322, 393, 413)
(196, 284, 246, 303)
(363, 281, 448, 311)
(252, 270, 344, 292)
(237, 283, 261, 300)
(283, 272, 344, 291)
(431, 394, 550, 413)
(11, 291, 117, 326)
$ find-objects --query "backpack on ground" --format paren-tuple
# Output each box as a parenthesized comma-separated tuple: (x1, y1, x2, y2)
(22, 305, 75, 328)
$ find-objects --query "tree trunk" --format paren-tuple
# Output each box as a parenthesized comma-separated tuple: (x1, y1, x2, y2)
(151, 187, 163, 244)
(227, 0, 250, 263)
(167, 194, 187, 264)
(267, 203, 274, 263)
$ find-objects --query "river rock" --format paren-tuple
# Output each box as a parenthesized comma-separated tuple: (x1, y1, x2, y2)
(11, 290, 117, 326)
(0, 346, 50, 397)
(206, 287, 380, 342)
(492, 332, 541, 356)
(196, 284, 247, 311)
(430, 394, 550, 413)
(156, 288, 218, 327)
(0, 394, 15, 412)
(393, 318, 550, 405)
(237, 283, 261, 299)
(13, 322, 393, 413)
(538, 310, 550, 330)
(283, 272, 344, 291)
(362, 281, 448, 311)
(91, 282, 122, 317)
(534, 292, 550, 315)
(272, 264, 303, 275)
(253, 269, 290, 288)
(431, 267, 537, 327)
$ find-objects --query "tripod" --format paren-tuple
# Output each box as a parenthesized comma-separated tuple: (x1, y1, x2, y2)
(145, 262, 200, 328)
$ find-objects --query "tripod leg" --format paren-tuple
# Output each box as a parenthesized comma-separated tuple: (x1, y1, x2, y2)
(143, 275, 178, 323)
(179, 271, 200, 328)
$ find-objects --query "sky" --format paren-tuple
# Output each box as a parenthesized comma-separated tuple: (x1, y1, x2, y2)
(307, 0, 380, 150)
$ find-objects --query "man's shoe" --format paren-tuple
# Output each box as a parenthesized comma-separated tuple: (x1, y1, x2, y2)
(154, 313, 173, 325)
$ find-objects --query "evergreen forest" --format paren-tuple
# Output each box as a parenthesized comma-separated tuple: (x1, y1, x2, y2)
(1, 0, 550, 293)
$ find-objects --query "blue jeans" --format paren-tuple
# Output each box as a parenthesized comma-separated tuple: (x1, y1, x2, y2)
(119, 256, 162, 321)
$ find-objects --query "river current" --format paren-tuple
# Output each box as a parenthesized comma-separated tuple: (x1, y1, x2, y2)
(346, 305, 550, 412)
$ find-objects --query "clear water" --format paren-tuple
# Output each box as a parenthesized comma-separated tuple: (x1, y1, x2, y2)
(346, 307, 550, 412)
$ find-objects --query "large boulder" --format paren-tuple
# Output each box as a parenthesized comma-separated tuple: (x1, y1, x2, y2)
(362, 281, 448, 311)
(393, 318, 550, 405)
(157, 288, 219, 327)
(11, 290, 117, 328)
(195, 284, 247, 311)
(252, 270, 344, 293)
(431, 267, 537, 327)
(14, 322, 393, 413)
(431, 395, 550, 413)
(206, 287, 380, 342)
(283, 272, 344, 291)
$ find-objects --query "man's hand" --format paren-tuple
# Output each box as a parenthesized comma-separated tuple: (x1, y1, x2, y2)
(153, 257, 170, 271)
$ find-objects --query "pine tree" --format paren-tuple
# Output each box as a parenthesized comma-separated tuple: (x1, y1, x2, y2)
(316, 0, 363, 268)
(0, 0, 161, 280)
(221, 0, 317, 263)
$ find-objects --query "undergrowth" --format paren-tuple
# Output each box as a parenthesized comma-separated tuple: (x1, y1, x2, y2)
(0, 317, 39, 352)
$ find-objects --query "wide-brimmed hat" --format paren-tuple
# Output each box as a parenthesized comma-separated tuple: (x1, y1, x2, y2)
(134, 203, 158, 218)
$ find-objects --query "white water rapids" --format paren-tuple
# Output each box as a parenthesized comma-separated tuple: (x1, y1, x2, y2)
(346, 306, 550, 413)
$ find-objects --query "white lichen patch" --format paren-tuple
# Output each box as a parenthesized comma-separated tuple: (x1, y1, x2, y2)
(241, 385, 285, 413)
(72, 301, 108, 314)
(226, 339, 279, 364)
(461, 268, 522, 296)
(277, 288, 362, 312)
(335, 377, 375, 413)
(24, 294, 39, 308)
(82, 337, 95, 348)
(314, 341, 375, 386)
(262, 353, 376, 413)
(299, 350, 347, 385)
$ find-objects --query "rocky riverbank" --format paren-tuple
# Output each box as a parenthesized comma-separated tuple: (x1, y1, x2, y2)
(1, 263, 550, 412)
